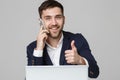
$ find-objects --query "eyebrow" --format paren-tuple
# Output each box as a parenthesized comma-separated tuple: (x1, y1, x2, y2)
(44, 14, 63, 18)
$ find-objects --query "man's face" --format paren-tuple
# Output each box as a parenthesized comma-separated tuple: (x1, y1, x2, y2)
(41, 7, 65, 39)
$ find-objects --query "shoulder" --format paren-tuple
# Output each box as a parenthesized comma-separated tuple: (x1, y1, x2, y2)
(63, 31, 89, 47)
(27, 40, 36, 51)
(63, 31, 86, 40)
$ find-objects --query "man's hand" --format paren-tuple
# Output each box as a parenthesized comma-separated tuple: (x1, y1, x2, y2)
(36, 26, 49, 50)
(65, 40, 86, 65)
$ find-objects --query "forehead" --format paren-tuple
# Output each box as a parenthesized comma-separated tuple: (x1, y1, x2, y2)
(41, 7, 63, 17)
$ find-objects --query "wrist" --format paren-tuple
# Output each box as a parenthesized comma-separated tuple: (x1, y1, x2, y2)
(33, 49, 43, 57)
(36, 41, 45, 50)
(35, 47, 43, 50)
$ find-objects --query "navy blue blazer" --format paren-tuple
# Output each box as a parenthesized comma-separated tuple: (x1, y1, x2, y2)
(27, 31, 99, 78)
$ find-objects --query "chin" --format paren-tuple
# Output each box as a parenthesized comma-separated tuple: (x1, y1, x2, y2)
(49, 29, 62, 38)
(50, 35, 59, 39)
(50, 33, 61, 39)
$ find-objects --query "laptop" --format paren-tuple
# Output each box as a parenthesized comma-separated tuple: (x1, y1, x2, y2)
(26, 65, 88, 80)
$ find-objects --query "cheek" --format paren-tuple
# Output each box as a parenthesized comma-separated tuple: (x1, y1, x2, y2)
(60, 21, 64, 27)
(44, 23, 50, 29)
(61, 19, 65, 25)
(58, 20, 64, 25)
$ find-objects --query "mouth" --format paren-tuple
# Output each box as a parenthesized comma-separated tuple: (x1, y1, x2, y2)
(50, 26, 59, 32)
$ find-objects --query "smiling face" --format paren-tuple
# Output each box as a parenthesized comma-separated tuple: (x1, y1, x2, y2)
(41, 7, 65, 39)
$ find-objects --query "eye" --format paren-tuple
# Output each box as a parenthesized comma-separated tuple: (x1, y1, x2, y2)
(56, 16, 63, 20)
(45, 17, 51, 21)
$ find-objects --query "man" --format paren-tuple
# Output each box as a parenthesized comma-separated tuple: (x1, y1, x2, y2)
(26, 0, 99, 78)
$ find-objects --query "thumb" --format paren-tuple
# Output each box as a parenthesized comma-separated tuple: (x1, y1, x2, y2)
(71, 40, 76, 50)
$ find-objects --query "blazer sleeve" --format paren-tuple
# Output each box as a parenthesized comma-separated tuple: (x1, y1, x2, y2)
(75, 33, 100, 78)
(26, 45, 34, 65)
(26, 41, 44, 65)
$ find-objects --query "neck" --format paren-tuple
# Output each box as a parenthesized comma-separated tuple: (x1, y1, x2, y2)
(46, 33, 62, 48)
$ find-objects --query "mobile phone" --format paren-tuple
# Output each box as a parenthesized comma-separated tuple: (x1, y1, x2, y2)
(39, 19, 46, 30)
(39, 19, 49, 35)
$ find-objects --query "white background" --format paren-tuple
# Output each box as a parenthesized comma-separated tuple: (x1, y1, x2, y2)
(0, 0, 120, 80)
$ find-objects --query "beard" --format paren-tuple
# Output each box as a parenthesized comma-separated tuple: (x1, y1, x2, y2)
(48, 25, 63, 39)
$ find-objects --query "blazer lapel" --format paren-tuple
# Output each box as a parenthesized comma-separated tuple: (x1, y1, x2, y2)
(43, 46, 53, 65)
(60, 32, 71, 65)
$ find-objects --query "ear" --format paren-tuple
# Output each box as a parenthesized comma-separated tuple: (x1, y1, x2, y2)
(63, 16, 65, 24)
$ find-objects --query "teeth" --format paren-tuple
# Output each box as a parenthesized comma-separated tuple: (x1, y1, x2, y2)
(52, 27, 57, 30)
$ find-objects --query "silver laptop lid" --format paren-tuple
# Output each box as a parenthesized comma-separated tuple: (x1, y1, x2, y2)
(26, 65, 88, 80)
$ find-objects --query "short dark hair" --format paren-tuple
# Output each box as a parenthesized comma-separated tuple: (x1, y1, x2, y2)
(38, 0, 64, 18)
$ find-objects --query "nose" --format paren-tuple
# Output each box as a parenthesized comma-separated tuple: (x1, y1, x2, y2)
(51, 18, 57, 25)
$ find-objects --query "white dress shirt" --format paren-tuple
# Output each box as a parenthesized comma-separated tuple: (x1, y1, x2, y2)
(46, 34, 63, 66)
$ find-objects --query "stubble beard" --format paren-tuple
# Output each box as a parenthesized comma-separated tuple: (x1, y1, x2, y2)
(48, 25, 63, 39)
(49, 29, 62, 39)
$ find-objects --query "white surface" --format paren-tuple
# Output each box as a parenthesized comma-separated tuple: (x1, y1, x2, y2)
(26, 65, 88, 80)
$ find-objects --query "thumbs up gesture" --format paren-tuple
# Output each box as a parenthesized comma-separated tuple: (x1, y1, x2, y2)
(65, 40, 86, 65)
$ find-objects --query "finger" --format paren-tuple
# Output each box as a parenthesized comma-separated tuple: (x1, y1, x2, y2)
(44, 33, 48, 40)
(65, 50, 72, 54)
(40, 25, 49, 33)
(65, 56, 74, 60)
(42, 33, 48, 39)
(40, 30, 49, 34)
(71, 40, 76, 50)
(71, 40, 77, 52)
(65, 52, 74, 58)
(66, 58, 74, 64)
(65, 49, 75, 55)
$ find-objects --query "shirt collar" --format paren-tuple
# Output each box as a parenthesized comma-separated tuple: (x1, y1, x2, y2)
(46, 33, 63, 49)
